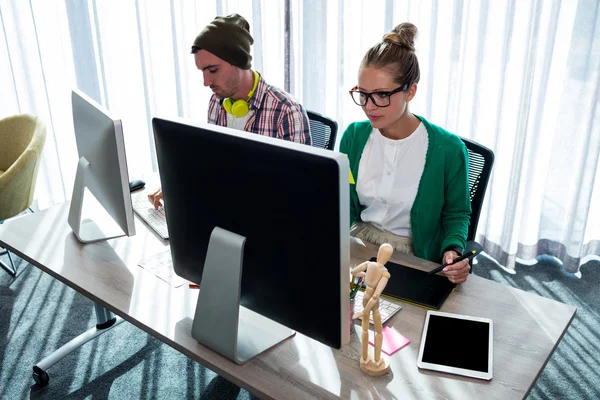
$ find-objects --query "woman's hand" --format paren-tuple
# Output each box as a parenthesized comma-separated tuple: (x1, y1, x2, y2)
(441, 250, 471, 284)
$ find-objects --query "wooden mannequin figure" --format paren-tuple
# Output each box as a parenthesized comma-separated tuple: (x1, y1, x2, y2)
(351, 243, 393, 376)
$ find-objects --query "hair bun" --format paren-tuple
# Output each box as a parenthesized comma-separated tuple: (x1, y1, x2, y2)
(382, 22, 417, 52)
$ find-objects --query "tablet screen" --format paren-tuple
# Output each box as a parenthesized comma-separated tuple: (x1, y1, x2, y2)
(418, 311, 493, 380)
(422, 315, 489, 371)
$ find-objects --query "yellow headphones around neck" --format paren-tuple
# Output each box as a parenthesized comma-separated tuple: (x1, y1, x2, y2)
(223, 70, 260, 118)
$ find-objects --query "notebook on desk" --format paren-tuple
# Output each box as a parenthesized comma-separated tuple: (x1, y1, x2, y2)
(370, 258, 456, 309)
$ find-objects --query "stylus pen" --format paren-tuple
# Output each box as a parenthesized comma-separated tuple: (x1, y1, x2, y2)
(428, 249, 482, 275)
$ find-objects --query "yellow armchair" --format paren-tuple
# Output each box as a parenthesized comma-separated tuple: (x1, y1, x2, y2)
(0, 114, 47, 275)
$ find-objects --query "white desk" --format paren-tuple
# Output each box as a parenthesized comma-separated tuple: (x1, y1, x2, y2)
(0, 203, 576, 399)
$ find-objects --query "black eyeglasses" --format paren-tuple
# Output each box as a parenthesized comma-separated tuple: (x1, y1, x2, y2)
(349, 84, 409, 107)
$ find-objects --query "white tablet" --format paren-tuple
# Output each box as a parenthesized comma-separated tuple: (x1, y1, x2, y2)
(417, 310, 493, 380)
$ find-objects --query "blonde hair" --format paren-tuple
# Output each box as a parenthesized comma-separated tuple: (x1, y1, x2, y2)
(362, 22, 420, 87)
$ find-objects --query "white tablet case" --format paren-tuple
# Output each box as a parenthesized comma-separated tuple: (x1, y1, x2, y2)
(417, 310, 493, 380)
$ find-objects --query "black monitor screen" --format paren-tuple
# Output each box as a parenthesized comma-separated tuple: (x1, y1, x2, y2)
(153, 118, 349, 348)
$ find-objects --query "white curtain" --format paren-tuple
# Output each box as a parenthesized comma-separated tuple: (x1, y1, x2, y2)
(1, 0, 599, 275)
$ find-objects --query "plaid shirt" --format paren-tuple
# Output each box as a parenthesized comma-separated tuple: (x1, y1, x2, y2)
(207, 74, 312, 145)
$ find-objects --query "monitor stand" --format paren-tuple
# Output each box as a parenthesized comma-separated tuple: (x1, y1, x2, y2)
(68, 157, 126, 243)
(191, 226, 295, 364)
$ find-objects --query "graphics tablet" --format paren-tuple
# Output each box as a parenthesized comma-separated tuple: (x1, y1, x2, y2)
(417, 311, 493, 380)
(370, 258, 456, 309)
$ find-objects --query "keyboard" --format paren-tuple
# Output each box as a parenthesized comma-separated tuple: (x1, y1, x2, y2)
(131, 190, 169, 240)
(353, 290, 402, 325)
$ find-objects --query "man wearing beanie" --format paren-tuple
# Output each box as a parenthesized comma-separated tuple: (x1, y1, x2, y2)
(193, 14, 310, 143)
(148, 14, 311, 209)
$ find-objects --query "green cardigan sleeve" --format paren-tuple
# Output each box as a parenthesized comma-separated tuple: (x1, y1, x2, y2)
(440, 137, 471, 253)
(339, 123, 360, 227)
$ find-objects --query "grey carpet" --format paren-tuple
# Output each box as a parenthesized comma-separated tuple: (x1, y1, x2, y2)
(1, 252, 599, 399)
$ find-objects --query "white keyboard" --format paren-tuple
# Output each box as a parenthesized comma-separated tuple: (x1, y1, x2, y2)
(131, 190, 169, 240)
(353, 290, 402, 325)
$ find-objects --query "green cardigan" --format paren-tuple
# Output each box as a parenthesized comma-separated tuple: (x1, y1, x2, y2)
(339, 116, 471, 262)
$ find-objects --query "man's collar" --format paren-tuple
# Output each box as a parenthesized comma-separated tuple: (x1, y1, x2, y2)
(249, 73, 267, 110)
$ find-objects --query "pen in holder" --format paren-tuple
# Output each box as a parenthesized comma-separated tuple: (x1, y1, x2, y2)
(350, 297, 355, 335)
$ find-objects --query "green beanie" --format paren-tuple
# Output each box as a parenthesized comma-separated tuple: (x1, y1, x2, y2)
(191, 14, 254, 70)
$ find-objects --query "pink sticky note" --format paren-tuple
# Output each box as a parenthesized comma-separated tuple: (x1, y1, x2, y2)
(368, 326, 410, 355)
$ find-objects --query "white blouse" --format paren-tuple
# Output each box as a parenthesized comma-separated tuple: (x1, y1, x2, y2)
(356, 123, 428, 237)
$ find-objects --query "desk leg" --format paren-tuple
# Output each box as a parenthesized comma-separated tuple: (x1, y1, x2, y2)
(32, 302, 125, 387)
(0, 247, 17, 275)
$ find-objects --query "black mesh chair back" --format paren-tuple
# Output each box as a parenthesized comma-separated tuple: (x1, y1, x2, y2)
(460, 137, 495, 242)
(307, 110, 337, 151)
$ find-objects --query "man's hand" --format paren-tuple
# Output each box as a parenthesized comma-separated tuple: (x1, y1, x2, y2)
(147, 188, 163, 210)
(441, 250, 471, 284)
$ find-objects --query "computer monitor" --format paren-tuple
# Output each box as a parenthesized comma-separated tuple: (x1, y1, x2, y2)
(68, 89, 135, 243)
(152, 117, 350, 364)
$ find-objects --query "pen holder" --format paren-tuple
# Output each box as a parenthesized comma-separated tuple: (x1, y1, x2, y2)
(350, 297, 355, 335)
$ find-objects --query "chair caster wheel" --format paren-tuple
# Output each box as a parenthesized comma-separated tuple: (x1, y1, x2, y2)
(33, 366, 49, 387)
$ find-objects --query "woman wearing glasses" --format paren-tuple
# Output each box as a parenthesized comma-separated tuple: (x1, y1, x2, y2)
(340, 23, 471, 284)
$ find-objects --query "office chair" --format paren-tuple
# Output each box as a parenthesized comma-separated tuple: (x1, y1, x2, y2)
(459, 137, 495, 272)
(307, 110, 338, 151)
(0, 114, 47, 276)
(460, 137, 495, 242)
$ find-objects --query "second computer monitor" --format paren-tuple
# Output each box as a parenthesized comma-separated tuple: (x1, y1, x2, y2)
(68, 89, 135, 243)
(153, 117, 350, 361)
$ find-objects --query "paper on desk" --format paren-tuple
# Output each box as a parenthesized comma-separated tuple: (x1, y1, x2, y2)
(138, 248, 188, 288)
(368, 326, 410, 355)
